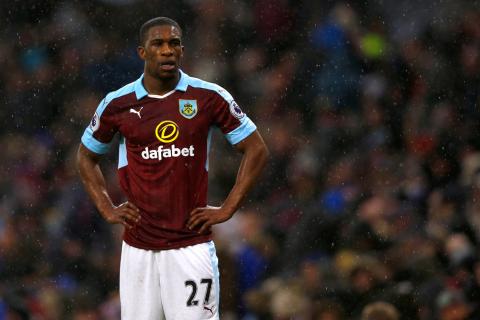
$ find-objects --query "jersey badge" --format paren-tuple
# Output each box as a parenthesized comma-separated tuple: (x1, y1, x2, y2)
(90, 112, 100, 132)
(229, 100, 245, 119)
(179, 99, 198, 119)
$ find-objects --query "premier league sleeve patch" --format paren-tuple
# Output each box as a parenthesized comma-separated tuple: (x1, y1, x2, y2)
(90, 112, 100, 132)
(229, 100, 245, 119)
(179, 99, 198, 119)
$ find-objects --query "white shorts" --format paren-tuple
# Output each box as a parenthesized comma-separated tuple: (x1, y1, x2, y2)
(119, 241, 220, 320)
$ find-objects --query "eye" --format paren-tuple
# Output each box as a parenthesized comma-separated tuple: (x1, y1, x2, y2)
(150, 40, 162, 47)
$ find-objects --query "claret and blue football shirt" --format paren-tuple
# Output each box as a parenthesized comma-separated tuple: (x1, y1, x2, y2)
(81, 70, 256, 250)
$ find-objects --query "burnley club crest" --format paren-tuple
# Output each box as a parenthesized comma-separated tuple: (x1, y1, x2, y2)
(179, 99, 198, 119)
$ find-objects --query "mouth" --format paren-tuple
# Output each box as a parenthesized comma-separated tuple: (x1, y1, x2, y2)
(159, 61, 176, 71)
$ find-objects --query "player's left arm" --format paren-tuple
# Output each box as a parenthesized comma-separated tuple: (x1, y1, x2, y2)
(187, 130, 268, 233)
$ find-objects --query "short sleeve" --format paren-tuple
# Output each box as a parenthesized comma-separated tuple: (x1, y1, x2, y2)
(210, 88, 257, 145)
(81, 97, 118, 154)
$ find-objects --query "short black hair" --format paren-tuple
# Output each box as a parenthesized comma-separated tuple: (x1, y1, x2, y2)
(139, 17, 182, 46)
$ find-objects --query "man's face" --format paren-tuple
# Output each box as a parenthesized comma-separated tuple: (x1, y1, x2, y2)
(138, 24, 183, 79)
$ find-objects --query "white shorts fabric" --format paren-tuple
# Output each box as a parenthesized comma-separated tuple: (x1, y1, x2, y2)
(119, 241, 220, 320)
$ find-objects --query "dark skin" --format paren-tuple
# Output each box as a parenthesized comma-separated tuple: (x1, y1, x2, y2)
(138, 24, 184, 95)
(77, 24, 269, 233)
(77, 144, 141, 228)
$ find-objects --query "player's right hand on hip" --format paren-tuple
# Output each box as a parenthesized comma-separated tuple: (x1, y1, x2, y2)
(104, 201, 141, 229)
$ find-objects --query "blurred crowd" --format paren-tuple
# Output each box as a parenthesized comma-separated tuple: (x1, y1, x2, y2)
(2, 0, 480, 319)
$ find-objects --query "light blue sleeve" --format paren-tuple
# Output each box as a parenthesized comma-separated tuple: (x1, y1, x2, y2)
(80, 97, 113, 154)
(224, 116, 257, 145)
(186, 76, 258, 145)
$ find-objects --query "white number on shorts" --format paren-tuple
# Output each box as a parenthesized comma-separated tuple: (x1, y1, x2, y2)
(185, 278, 213, 307)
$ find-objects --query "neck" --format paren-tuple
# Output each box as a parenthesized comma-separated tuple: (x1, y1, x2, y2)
(143, 70, 180, 95)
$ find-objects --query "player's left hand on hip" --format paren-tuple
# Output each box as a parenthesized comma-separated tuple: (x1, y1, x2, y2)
(187, 205, 233, 234)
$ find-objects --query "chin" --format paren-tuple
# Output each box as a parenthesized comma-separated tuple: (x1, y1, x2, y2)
(156, 69, 177, 79)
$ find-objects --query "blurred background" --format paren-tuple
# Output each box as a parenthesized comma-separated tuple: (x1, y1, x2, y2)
(2, 0, 480, 319)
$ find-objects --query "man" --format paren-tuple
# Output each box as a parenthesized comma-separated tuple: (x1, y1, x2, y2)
(77, 17, 268, 320)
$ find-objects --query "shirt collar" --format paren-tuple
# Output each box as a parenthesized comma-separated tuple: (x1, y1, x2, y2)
(134, 70, 189, 100)
(175, 70, 189, 92)
(134, 74, 148, 100)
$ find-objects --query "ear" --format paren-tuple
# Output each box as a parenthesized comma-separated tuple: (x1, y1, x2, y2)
(180, 45, 185, 58)
(137, 46, 146, 60)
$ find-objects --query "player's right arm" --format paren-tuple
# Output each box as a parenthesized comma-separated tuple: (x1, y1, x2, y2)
(76, 144, 140, 229)
(76, 94, 140, 228)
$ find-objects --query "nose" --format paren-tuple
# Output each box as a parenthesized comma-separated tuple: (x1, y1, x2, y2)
(160, 43, 173, 56)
